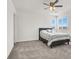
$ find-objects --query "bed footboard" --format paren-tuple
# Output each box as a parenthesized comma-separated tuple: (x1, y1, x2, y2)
(50, 39, 70, 48)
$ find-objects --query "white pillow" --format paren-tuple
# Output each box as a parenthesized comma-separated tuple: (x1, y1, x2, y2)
(52, 28, 56, 33)
(46, 29, 52, 33)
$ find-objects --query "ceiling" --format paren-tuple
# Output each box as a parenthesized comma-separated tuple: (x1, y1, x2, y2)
(12, 0, 71, 14)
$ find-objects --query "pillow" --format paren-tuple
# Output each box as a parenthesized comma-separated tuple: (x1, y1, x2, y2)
(46, 29, 52, 33)
(52, 28, 56, 33)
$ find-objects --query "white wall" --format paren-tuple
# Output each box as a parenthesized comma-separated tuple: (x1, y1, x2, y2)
(15, 9, 71, 42)
(7, 0, 16, 57)
(15, 10, 52, 42)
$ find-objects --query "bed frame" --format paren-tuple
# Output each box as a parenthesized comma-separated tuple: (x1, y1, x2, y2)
(39, 28, 70, 48)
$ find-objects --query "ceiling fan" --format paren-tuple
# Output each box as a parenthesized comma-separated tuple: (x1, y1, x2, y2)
(43, 0, 63, 11)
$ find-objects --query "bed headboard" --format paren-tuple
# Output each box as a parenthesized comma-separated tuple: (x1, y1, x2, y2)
(39, 28, 52, 40)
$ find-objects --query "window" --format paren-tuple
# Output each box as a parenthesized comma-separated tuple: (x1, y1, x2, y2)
(50, 18, 56, 27)
(58, 16, 68, 30)
(50, 16, 68, 30)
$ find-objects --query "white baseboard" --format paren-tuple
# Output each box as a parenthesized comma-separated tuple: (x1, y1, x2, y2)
(15, 39, 38, 43)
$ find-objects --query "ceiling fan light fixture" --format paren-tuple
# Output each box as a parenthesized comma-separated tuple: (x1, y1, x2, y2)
(43, 0, 63, 11)
(49, 6, 55, 11)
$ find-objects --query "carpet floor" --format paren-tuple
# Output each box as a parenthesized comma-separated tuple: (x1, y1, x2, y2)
(8, 40, 71, 59)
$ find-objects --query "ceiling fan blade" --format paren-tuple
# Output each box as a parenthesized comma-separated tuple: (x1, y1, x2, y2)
(44, 7, 49, 10)
(55, 5, 63, 7)
(43, 3, 49, 6)
(53, 0, 59, 5)
(55, 0, 59, 3)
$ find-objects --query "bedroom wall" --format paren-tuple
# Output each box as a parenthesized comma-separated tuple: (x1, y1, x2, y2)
(7, 0, 16, 57)
(15, 10, 53, 42)
(15, 9, 71, 42)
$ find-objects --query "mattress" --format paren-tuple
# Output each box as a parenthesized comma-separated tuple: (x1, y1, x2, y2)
(40, 30, 71, 46)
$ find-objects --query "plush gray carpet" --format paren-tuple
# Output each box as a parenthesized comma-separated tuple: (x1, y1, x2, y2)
(8, 40, 71, 59)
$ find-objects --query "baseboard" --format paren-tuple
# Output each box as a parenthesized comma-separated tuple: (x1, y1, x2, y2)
(15, 39, 38, 43)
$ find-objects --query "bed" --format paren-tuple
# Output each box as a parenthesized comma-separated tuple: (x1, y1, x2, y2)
(39, 28, 70, 48)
